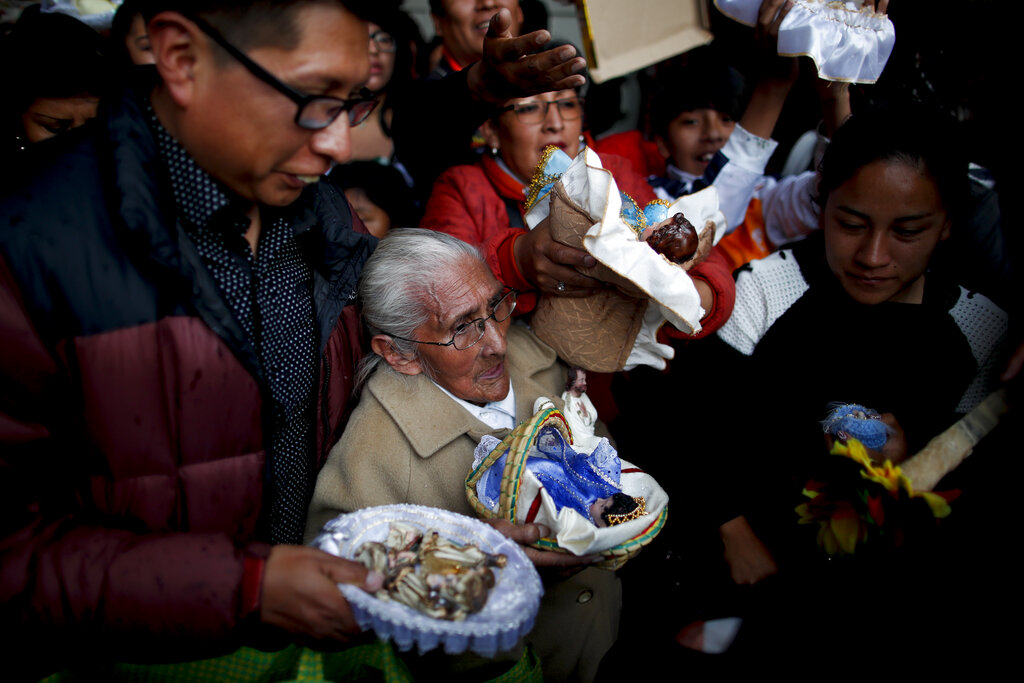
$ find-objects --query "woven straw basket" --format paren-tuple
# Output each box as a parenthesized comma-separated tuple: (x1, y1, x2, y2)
(465, 407, 668, 570)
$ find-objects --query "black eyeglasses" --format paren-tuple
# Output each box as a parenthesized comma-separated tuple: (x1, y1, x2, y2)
(502, 97, 585, 125)
(191, 15, 378, 130)
(369, 30, 397, 53)
(385, 289, 517, 351)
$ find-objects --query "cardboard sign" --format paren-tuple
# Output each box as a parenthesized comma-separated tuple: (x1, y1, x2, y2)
(576, 0, 713, 83)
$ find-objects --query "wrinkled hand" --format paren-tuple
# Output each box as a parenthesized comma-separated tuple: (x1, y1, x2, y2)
(513, 217, 601, 296)
(720, 515, 778, 585)
(260, 545, 382, 646)
(484, 518, 598, 573)
(466, 9, 587, 105)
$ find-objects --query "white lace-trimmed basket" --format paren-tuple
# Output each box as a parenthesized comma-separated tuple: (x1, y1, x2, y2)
(311, 504, 543, 657)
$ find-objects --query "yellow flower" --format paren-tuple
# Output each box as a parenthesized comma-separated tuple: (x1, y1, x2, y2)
(830, 438, 873, 468)
(860, 459, 909, 494)
(917, 491, 953, 519)
(817, 503, 867, 556)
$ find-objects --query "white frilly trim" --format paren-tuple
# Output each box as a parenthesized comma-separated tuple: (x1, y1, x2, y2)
(312, 504, 542, 657)
(714, 0, 895, 83)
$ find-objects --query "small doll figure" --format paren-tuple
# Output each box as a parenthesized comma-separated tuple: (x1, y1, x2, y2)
(522, 145, 726, 373)
(590, 492, 646, 528)
(821, 403, 891, 451)
(561, 367, 600, 450)
(471, 420, 657, 555)
(641, 212, 700, 265)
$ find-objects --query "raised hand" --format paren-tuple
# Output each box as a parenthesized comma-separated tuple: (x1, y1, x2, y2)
(466, 8, 587, 105)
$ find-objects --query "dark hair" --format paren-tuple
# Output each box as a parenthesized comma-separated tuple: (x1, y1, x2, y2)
(329, 161, 419, 227)
(649, 48, 745, 139)
(0, 5, 110, 119)
(565, 367, 582, 393)
(361, 4, 421, 96)
(143, 0, 377, 51)
(815, 102, 968, 222)
(599, 493, 639, 526)
(109, 0, 148, 69)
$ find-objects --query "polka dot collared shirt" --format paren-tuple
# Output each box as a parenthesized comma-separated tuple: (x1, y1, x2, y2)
(152, 115, 318, 545)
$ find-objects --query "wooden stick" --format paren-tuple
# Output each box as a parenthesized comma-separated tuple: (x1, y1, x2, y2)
(900, 389, 1009, 492)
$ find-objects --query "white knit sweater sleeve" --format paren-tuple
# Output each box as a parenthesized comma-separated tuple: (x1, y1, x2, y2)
(949, 287, 1008, 413)
(717, 250, 808, 355)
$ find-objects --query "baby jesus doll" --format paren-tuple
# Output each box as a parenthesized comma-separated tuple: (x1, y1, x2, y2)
(470, 411, 660, 556)
(523, 145, 724, 373)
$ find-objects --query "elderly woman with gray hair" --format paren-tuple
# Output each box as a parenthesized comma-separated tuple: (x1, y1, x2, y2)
(306, 228, 620, 683)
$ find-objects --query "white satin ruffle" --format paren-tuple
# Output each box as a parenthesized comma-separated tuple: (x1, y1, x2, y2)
(714, 0, 895, 84)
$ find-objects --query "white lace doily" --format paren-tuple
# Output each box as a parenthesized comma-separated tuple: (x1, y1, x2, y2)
(311, 504, 543, 657)
(715, 0, 895, 83)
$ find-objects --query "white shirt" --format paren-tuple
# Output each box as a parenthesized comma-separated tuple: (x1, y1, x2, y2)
(434, 380, 517, 431)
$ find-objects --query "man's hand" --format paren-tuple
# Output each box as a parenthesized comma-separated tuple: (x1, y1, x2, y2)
(466, 8, 587, 105)
(484, 518, 598, 572)
(513, 217, 601, 296)
(260, 545, 382, 646)
(720, 515, 778, 585)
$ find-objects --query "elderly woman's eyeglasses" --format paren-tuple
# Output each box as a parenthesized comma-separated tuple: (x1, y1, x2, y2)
(386, 290, 517, 351)
(370, 30, 397, 53)
(190, 15, 378, 130)
(502, 97, 584, 125)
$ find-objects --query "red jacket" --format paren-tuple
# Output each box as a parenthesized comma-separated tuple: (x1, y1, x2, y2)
(0, 86, 373, 674)
(420, 153, 735, 339)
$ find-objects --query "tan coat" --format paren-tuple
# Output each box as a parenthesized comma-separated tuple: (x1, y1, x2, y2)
(307, 324, 620, 683)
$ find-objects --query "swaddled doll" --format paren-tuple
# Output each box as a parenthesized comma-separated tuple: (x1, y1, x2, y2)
(469, 406, 666, 557)
(523, 145, 725, 372)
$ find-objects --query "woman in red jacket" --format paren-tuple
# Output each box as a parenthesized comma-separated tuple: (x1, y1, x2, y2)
(420, 88, 734, 336)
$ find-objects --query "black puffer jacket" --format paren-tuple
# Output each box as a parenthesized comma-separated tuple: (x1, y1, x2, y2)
(0, 83, 375, 673)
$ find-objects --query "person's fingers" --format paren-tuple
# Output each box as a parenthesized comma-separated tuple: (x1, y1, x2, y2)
(537, 269, 601, 295)
(511, 43, 579, 74)
(524, 546, 599, 567)
(484, 517, 544, 543)
(493, 28, 552, 62)
(757, 0, 787, 27)
(766, 0, 793, 36)
(486, 7, 516, 40)
(547, 242, 596, 269)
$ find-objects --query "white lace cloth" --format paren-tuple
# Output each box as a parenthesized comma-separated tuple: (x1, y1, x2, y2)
(311, 504, 542, 657)
(714, 0, 895, 83)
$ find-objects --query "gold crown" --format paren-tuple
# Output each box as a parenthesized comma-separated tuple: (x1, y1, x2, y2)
(605, 496, 646, 526)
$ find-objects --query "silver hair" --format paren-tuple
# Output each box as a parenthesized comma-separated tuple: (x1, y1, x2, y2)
(355, 228, 486, 391)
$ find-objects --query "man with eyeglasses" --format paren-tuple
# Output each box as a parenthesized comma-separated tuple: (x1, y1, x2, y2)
(0, 0, 586, 675)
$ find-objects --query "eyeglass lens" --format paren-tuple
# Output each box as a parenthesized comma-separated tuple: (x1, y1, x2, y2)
(370, 31, 396, 53)
(298, 96, 377, 129)
(513, 98, 583, 124)
(452, 291, 517, 350)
